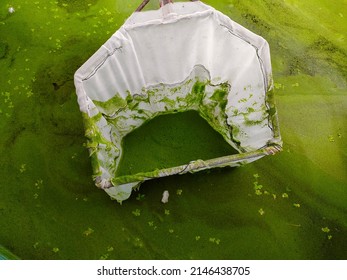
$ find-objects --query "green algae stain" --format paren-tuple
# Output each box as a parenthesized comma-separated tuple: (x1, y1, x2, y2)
(192, 81, 206, 93)
(116, 110, 239, 176)
(86, 77, 244, 184)
(93, 94, 127, 115)
(212, 84, 229, 103)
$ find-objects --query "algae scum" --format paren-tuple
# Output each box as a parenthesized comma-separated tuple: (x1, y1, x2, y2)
(1, 0, 347, 259)
(117, 110, 238, 176)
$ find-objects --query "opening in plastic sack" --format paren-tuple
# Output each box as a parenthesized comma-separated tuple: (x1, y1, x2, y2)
(74, 0, 282, 203)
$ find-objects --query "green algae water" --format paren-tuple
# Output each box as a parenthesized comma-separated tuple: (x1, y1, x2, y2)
(116, 111, 238, 176)
(0, 0, 346, 260)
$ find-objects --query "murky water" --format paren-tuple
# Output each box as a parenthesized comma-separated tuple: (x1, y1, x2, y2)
(0, 0, 346, 259)
(117, 110, 238, 176)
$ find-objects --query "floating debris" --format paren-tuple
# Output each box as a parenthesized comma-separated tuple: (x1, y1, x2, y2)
(161, 190, 169, 203)
(147, 221, 154, 227)
(35, 179, 43, 188)
(209, 237, 221, 245)
(321, 227, 332, 240)
(133, 237, 144, 248)
(19, 164, 26, 173)
(8, 7, 15, 14)
(99, 253, 109, 260)
(258, 208, 265, 216)
(83, 228, 94, 236)
(255, 189, 263, 196)
(136, 193, 145, 201)
(293, 203, 301, 208)
(132, 209, 141, 217)
(176, 189, 183, 195)
(274, 83, 285, 90)
(254, 182, 263, 190)
(288, 223, 301, 227)
(321, 227, 330, 233)
(282, 193, 289, 198)
(52, 247, 59, 253)
(253, 180, 264, 196)
(164, 209, 170, 216)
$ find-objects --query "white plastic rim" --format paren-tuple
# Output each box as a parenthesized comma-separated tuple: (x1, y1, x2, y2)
(74, 1, 282, 202)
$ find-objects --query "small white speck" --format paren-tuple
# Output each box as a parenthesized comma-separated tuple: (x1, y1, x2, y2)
(8, 7, 15, 14)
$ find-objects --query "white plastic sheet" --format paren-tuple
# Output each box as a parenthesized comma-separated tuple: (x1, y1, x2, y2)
(74, 1, 282, 202)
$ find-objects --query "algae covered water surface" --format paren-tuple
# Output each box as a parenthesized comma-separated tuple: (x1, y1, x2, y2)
(0, 0, 346, 259)
(117, 110, 238, 176)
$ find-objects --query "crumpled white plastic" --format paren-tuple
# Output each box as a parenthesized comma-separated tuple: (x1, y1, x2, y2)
(74, 1, 282, 203)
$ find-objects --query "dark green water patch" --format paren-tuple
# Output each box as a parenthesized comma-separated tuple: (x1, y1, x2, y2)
(241, 13, 271, 32)
(32, 56, 85, 106)
(116, 110, 238, 176)
(57, 0, 99, 13)
(0, 41, 9, 59)
(285, 37, 347, 83)
(228, 0, 347, 88)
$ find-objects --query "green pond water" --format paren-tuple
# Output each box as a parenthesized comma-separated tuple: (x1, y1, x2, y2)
(116, 110, 238, 176)
(0, 0, 346, 259)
